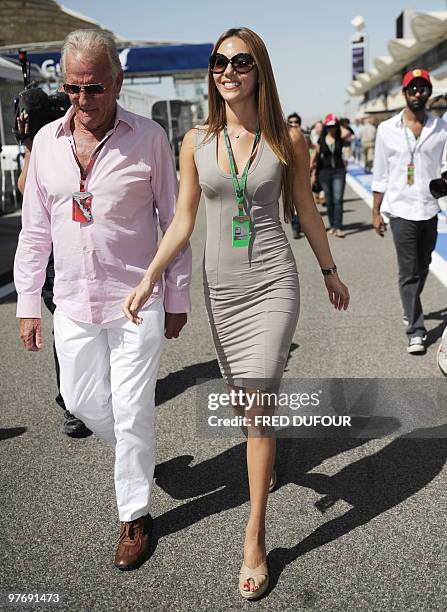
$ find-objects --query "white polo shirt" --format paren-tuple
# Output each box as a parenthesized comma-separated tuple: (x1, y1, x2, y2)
(372, 110, 447, 221)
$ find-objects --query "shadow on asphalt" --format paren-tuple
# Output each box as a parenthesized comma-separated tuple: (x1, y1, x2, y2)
(149, 422, 446, 599)
(0, 290, 17, 305)
(319, 208, 357, 217)
(266, 423, 447, 597)
(342, 221, 373, 235)
(317, 213, 373, 237)
(156, 343, 300, 406)
(156, 359, 221, 406)
(424, 307, 447, 348)
(0, 427, 26, 441)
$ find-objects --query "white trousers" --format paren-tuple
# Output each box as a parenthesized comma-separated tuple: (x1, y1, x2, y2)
(53, 300, 164, 521)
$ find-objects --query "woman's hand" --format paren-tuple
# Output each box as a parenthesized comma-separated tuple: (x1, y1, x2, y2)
(123, 277, 156, 324)
(324, 274, 350, 310)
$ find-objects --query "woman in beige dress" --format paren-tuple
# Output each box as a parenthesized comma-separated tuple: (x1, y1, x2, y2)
(123, 27, 349, 600)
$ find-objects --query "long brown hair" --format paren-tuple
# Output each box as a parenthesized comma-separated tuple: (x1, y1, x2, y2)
(204, 27, 296, 223)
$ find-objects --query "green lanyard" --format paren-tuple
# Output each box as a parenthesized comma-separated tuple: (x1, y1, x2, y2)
(403, 115, 425, 165)
(404, 125, 420, 166)
(223, 126, 261, 216)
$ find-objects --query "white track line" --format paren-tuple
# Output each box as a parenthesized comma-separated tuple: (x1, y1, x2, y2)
(346, 174, 373, 209)
(346, 172, 447, 289)
(0, 282, 16, 299)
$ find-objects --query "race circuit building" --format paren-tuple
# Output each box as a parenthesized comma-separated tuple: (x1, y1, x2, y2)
(346, 9, 447, 121)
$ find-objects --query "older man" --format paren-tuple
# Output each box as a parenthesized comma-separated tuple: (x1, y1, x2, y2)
(14, 30, 191, 570)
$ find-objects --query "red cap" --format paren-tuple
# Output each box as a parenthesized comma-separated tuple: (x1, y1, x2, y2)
(323, 113, 338, 126)
(402, 68, 431, 89)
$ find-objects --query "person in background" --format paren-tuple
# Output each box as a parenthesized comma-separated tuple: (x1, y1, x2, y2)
(312, 113, 348, 238)
(310, 120, 323, 147)
(434, 96, 447, 373)
(359, 116, 377, 172)
(287, 112, 303, 238)
(309, 120, 325, 205)
(351, 118, 362, 163)
(435, 97, 447, 371)
(372, 68, 447, 355)
(340, 117, 354, 164)
(427, 95, 447, 119)
(287, 112, 301, 128)
(16, 111, 92, 438)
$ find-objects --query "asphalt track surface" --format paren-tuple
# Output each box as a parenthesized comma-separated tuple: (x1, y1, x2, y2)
(1, 186, 446, 611)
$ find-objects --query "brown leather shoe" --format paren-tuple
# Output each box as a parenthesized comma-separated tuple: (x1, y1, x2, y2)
(114, 513, 152, 571)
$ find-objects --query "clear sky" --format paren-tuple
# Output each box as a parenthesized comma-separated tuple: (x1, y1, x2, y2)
(61, 1, 445, 125)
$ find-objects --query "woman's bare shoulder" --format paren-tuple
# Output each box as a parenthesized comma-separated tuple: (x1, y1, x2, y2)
(182, 126, 206, 145)
(288, 126, 305, 146)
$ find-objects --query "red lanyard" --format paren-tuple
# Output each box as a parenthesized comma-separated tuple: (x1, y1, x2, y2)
(70, 132, 113, 192)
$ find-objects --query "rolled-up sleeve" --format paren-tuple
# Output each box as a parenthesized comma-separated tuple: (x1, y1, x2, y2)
(152, 127, 192, 313)
(372, 126, 389, 193)
(14, 135, 52, 318)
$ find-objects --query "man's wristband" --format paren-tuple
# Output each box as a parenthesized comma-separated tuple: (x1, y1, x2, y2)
(321, 265, 337, 276)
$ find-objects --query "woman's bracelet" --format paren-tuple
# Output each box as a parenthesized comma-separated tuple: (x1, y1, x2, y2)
(321, 265, 337, 276)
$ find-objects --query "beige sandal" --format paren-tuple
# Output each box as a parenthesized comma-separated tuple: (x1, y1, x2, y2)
(269, 468, 277, 493)
(239, 560, 269, 599)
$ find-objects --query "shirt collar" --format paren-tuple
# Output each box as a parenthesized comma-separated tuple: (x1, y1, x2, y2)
(395, 108, 434, 129)
(55, 102, 135, 138)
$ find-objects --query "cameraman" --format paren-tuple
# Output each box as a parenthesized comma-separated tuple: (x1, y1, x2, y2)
(16, 110, 91, 438)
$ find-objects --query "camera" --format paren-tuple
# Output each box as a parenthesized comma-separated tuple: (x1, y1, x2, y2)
(13, 50, 71, 144)
(13, 84, 71, 143)
(429, 171, 447, 199)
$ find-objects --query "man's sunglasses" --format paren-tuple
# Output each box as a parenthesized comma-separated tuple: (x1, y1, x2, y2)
(209, 53, 256, 74)
(406, 85, 430, 96)
(63, 83, 106, 95)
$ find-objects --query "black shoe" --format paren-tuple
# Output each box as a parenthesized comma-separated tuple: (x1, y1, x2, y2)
(407, 336, 426, 355)
(63, 410, 93, 438)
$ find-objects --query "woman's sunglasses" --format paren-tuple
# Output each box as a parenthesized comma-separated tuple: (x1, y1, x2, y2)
(63, 83, 106, 95)
(209, 53, 256, 74)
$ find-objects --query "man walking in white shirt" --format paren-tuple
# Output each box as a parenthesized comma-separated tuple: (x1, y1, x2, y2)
(372, 69, 447, 354)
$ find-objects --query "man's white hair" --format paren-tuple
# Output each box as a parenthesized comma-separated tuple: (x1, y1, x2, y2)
(61, 29, 122, 78)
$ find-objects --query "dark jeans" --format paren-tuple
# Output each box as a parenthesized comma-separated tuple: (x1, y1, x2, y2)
(389, 215, 438, 338)
(291, 214, 301, 236)
(42, 251, 65, 411)
(318, 168, 346, 230)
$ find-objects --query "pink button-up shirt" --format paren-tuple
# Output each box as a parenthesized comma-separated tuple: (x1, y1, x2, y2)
(14, 104, 191, 324)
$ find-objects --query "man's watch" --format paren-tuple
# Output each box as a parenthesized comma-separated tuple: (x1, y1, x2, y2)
(321, 265, 337, 276)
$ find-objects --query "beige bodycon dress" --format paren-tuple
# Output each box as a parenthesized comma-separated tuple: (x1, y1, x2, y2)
(194, 130, 300, 390)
